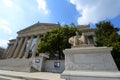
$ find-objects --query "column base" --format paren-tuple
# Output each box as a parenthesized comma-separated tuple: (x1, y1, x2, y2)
(61, 70, 120, 80)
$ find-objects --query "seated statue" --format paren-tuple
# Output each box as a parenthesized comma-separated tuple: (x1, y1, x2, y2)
(69, 32, 86, 46)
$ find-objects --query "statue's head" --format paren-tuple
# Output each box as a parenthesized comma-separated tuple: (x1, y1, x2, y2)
(82, 33, 85, 36)
(75, 31, 79, 36)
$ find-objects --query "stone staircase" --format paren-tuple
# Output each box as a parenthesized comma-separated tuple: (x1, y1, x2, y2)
(0, 59, 33, 72)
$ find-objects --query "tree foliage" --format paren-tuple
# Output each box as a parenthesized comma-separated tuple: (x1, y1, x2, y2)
(37, 24, 81, 59)
(95, 21, 120, 70)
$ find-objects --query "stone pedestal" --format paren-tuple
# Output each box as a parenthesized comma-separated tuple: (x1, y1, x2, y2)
(31, 53, 49, 71)
(61, 47, 120, 80)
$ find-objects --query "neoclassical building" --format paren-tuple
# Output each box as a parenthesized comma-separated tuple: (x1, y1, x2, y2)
(0, 47, 5, 57)
(4, 22, 96, 59)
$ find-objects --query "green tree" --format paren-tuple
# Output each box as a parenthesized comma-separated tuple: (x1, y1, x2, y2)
(95, 21, 120, 70)
(37, 24, 81, 60)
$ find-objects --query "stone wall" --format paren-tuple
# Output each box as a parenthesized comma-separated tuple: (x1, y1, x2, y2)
(0, 58, 65, 73)
(44, 60, 65, 73)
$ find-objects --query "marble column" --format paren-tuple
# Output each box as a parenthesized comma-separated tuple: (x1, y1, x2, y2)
(4, 45, 10, 58)
(93, 36, 96, 44)
(24, 36, 33, 58)
(87, 37, 90, 44)
(8, 38, 19, 58)
(6, 45, 14, 58)
(31, 35, 40, 58)
(12, 37, 24, 58)
(2, 45, 9, 58)
(18, 37, 28, 58)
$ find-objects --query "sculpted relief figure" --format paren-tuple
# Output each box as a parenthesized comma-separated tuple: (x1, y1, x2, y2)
(69, 32, 86, 46)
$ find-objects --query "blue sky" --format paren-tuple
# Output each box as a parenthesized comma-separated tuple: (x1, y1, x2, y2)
(0, 0, 120, 48)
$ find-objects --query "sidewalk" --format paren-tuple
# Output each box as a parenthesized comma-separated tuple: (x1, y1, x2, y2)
(0, 70, 65, 80)
(0, 75, 23, 80)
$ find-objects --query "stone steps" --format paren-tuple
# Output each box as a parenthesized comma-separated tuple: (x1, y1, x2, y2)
(0, 59, 32, 72)
(0, 70, 65, 80)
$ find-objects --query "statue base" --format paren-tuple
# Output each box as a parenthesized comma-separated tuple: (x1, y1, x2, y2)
(61, 47, 120, 80)
(72, 44, 95, 48)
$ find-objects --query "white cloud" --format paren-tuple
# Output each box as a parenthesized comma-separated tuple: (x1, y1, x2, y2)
(1, 0, 24, 15)
(0, 39, 8, 48)
(9, 37, 14, 40)
(2, 0, 14, 8)
(0, 20, 12, 35)
(69, 0, 120, 25)
(36, 0, 49, 14)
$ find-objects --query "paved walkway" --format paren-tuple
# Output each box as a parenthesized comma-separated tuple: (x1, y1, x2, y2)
(0, 75, 22, 80)
(0, 70, 65, 80)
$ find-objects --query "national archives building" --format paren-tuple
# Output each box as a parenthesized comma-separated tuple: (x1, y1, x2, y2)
(4, 22, 96, 59)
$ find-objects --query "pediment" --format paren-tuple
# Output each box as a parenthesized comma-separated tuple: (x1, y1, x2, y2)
(17, 22, 59, 37)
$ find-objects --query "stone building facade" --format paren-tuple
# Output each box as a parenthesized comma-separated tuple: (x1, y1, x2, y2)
(0, 47, 5, 58)
(4, 22, 96, 59)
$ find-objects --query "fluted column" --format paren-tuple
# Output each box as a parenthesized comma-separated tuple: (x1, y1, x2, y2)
(6, 45, 13, 58)
(24, 36, 33, 58)
(93, 36, 96, 44)
(2, 45, 9, 58)
(4, 45, 10, 58)
(18, 37, 28, 58)
(86, 36, 90, 44)
(12, 37, 24, 58)
(8, 38, 19, 58)
(31, 35, 40, 58)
